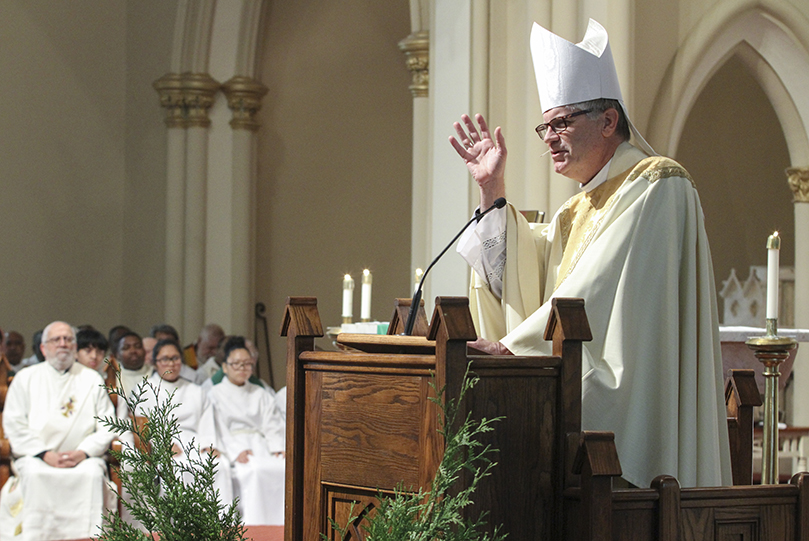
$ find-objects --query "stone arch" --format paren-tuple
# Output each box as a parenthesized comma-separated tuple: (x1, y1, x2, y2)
(649, 2, 809, 164)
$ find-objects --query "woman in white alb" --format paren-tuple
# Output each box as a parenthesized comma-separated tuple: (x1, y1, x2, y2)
(208, 336, 285, 525)
(128, 339, 233, 509)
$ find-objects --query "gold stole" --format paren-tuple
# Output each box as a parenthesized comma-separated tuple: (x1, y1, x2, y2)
(552, 154, 694, 291)
(554, 166, 633, 290)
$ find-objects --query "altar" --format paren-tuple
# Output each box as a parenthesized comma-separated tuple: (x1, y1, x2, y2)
(719, 326, 809, 393)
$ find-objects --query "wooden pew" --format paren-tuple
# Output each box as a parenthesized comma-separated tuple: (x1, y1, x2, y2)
(568, 431, 809, 541)
(282, 296, 590, 540)
(563, 366, 809, 540)
(0, 355, 13, 488)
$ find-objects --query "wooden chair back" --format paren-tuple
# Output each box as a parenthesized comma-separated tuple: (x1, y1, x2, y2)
(0, 355, 15, 488)
(725, 369, 761, 485)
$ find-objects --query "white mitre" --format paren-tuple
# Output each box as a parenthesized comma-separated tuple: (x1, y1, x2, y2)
(530, 19, 655, 155)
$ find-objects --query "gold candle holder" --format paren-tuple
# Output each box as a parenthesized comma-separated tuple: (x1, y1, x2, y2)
(745, 319, 796, 484)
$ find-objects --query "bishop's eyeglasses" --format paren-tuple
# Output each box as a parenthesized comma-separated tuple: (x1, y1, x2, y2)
(535, 109, 591, 139)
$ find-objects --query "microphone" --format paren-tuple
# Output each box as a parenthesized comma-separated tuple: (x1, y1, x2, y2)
(402, 197, 507, 335)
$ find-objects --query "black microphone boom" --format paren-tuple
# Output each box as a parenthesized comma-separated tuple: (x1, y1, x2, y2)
(402, 197, 506, 335)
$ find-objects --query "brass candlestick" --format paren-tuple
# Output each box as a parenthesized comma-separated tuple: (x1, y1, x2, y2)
(746, 318, 796, 484)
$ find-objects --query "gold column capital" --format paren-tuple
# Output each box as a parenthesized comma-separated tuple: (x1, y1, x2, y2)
(787, 166, 809, 203)
(221, 76, 269, 131)
(398, 31, 429, 98)
(153, 72, 220, 128)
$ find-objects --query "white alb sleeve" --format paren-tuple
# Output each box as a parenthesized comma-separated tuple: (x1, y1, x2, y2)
(456, 206, 507, 298)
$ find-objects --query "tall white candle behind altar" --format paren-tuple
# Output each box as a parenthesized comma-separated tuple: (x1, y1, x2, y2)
(766, 232, 780, 320)
(342, 274, 354, 319)
(361, 269, 372, 321)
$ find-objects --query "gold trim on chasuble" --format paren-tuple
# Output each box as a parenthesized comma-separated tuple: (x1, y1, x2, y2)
(554, 156, 694, 290)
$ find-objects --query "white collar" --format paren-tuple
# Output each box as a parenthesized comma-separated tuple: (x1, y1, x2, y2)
(579, 142, 648, 192)
(580, 156, 613, 192)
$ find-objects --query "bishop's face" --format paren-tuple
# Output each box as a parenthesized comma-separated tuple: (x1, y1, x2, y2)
(542, 106, 610, 184)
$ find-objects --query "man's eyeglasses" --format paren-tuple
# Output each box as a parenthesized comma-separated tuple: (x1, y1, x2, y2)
(155, 355, 182, 365)
(45, 336, 76, 345)
(535, 109, 591, 139)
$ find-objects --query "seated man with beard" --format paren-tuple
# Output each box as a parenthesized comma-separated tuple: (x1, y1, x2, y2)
(0, 321, 115, 541)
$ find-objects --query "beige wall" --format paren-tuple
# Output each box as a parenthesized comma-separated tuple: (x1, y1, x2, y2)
(633, 0, 681, 136)
(122, 1, 177, 335)
(0, 1, 126, 340)
(255, 0, 413, 380)
(0, 0, 174, 348)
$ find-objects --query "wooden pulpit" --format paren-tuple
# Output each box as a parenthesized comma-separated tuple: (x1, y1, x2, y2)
(281, 296, 591, 540)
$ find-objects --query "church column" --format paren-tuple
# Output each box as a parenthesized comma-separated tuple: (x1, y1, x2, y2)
(219, 75, 268, 335)
(181, 73, 219, 343)
(428, 0, 475, 305)
(788, 166, 809, 425)
(153, 72, 219, 342)
(398, 31, 430, 285)
(154, 73, 189, 334)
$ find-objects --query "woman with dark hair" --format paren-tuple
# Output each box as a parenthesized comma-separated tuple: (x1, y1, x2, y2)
(208, 336, 285, 525)
(123, 339, 233, 520)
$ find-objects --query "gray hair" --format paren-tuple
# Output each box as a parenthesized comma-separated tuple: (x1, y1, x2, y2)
(41, 321, 77, 344)
(569, 98, 630, 142)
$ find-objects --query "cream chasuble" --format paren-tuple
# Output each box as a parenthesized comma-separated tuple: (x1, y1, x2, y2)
(209, 378, 285, 525)
(0, 362, 115, 541)
(469, 142, 732, 488)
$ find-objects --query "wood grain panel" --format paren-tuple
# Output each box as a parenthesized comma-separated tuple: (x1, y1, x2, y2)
(319, 372, 423, 489)
(287, 297, 591, 541)
(303, 371, 323, 541)
(611, 508, 655, 541)
(463, 373, 561, 539)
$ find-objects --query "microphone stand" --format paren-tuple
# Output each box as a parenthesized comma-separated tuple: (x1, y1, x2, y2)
(402, 197, 506, 335)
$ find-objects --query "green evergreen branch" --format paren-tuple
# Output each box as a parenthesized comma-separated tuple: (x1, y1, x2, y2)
(95, 370, 246, 541)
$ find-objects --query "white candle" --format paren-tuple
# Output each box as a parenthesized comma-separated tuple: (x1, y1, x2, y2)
(361, 269, 372, 321)
(414, 268, 423, 293)
(342, 274, 354, 320)
(766, 232, 780, 320)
